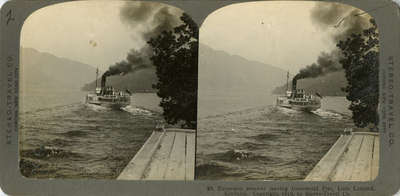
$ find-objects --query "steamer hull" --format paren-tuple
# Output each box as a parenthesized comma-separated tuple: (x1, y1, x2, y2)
(86, 87, 131, 109)
(86, 68, 131, 109)
(276, 90, 321, 112)
(276, 72, 321, 112)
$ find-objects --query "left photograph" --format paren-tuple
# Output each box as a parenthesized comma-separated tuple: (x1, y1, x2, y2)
(19, 1, 198, 180)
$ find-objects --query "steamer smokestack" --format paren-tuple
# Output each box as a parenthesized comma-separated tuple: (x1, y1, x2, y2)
(101, 74, 107, 88)
(100, 70, 113, 88)
(291, 76, 298, 98)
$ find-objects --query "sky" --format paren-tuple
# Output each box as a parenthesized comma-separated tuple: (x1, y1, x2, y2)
(200, 1, 340, 74)
(22, 1, 349, 73)
(21, 1, 140, 71)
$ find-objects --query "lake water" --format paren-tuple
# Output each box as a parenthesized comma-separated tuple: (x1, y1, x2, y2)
(19, 87, 355, 180)
(19, 89, 162, 179)
(196, 90, 355, 180)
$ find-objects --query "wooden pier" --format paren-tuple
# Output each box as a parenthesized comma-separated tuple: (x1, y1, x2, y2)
(117, 128, 196, 180)
(305, 129, 379, 181)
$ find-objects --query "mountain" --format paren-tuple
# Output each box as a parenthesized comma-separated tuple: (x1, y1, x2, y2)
(272, 71, 348, 96)
(20, 47, 97, 90)
(83, 43, 287, 93)
(199, 43, 287, 92)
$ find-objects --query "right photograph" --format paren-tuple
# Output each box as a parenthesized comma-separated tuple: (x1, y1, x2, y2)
(196, 1, 379, 181)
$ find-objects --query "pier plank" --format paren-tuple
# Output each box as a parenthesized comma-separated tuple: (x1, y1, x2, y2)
(164, 132, 187, 180)
(305, 132, 380, 181)
(185, 133, 196, 180)
(371, 136, 380, 180)
(145, 132, 176, 180)
(350, 135, 374, 181)
(165, 128, 196, 133)
(118, 129, 196, 180)
(117, 131, 164, 180)
(305, 134, 352, 181)
(331, 135, 364, 181)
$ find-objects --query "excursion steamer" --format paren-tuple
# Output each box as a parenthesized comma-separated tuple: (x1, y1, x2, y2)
(85, 68, 131, 109)
(276, 72, 321, 112)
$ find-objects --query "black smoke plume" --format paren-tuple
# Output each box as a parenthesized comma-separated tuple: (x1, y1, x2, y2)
(310, 2, 371, 42)
(101, 2, 182, 87)
(294, 51, 342, 81)
(291, 2, 373, 91)
(292, 51, 342, 93)
(120, 2, 182, 40)
(101, 47, 151, 88)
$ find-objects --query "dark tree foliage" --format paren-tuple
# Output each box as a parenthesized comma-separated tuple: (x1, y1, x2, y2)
(337, 18, 379, 128)
(147, 13, 198, 129)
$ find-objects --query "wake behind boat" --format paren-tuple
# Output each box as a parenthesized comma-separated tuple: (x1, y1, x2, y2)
(85, 68, 131, 109)
(276, 72, 321, 112)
